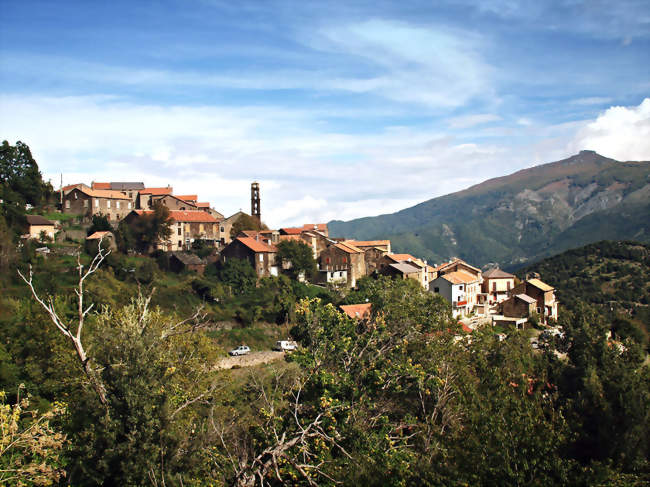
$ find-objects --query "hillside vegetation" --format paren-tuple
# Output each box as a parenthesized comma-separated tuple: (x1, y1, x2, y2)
(329, 151, 650, 267)
(517, 240, 650, 345)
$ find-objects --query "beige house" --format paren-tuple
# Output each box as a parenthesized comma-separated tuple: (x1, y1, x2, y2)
(25, 215, 55, 240)
(482, 268, 516, 304)
(431, 269, 482, 318)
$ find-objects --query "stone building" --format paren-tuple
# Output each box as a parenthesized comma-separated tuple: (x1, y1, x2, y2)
(319, 241, 365, 287)
(221, 236, 278, 278)
(482, 268, 516, 304)
(63, 187, 133, 222)
(509, 278, 558, 324)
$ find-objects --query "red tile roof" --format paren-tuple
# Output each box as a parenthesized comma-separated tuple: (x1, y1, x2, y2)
(176, 194, 198, 202)
(236, 237, 277, 253)
(91, 182, 111, 190)
(280, 227, 303, 235)
(279, 234, 303, 242)
(196, 202, 210, 208)
(483, 268, 515, 279)
(140, 187, 173, 195)
(301, 223, 328, 232)
(340, 303, 372, 320)
(169, 210, 219, 223)
(346, 239, 390, 248)
(335, 242, 363, 254)
(441, 270, 480, 285)
(76, 187, 130, 200)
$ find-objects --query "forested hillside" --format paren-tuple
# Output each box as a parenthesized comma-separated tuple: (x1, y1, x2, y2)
(329, 151, 650, 267)
(517, 240, 650, 345)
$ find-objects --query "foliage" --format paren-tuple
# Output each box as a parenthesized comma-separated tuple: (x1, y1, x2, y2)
(0, 141, 52, 229)
(229, 213, 268, 238)
(276, 239, 317, 280)
(0, 387, 67, 486)
(86, 214, 112, 236)
(216, 258, 258, 295)
(118, 202, 172, 253)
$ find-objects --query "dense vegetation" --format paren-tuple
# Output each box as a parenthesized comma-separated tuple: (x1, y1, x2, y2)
(330, 151, 650, 267)
(517, 240, 650, 346)
(1, 141, 648, 485)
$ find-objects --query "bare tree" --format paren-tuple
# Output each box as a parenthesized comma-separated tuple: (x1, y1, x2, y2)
(17, 240, 110, 406)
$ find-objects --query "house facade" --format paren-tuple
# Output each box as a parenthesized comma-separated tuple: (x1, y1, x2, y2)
(221, 237, 278, 278)
(25, 215, 55, 240)
(482, 268, 516, 304)
(509, 278, 558, 324)
(319, 242, 365, 287)
(430, 269, 482, 318)
(63, 187, 133, 222)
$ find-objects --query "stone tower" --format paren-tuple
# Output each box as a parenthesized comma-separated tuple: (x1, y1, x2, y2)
(251, 182, 261, 222)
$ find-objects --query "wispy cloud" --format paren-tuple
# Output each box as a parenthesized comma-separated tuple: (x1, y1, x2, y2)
(448, 114, 501, 129)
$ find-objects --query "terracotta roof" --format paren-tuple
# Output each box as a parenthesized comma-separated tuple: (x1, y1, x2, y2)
(152, 194, 197, 207)
(87, 231, 113, 240)
(76, 188, 130, 200)
(280, 227, 303, 235)
(435, 258, 481, 274)
(440, 270, 479, 285)
(340, 303, 372, 320)
(335, 242, 364, 254)
(483, 268, 515, 279)
(176, 194, 198, 202)
(140, 187, 173, 195)
(169, 210, 219, 223)
(301, 223, 328, 232)
(236, 237, 277, 253)
(279, 234, 303, 242)
(91, 182, 111, 190)
(387, 253, 416, 261)
(196, 202, 210, 208)
(25, 215, 54, 226)
(461, 323, 473, 333)
(527, 278, 554, 292)
(61, 183, 89, 193)
(515, 294, 537, 304)
(345, 240, 390, 248)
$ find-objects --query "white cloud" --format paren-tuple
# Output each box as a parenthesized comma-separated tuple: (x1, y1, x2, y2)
(569, 98, 650, 161)
(570, 97, 613, 106)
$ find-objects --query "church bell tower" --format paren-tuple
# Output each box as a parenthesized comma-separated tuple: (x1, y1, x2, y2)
(251, 182, 261, 222)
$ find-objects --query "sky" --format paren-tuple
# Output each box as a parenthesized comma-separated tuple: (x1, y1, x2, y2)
(1, 0, 649, 228)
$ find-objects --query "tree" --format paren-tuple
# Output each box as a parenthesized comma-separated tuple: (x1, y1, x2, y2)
(86, 214, 112, 236)
(229, 214, 268, 239)
(276, 240, 317, 280)
(0, 387, 66, 486)
(216, 258, 257, 295)
(119, 202, 172, 253)
(0, 141, 52, 228)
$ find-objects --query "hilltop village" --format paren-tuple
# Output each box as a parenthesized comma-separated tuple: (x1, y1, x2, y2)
(26, 180, 561, 329)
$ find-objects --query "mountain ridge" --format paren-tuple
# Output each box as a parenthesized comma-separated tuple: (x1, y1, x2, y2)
(329, 151, 650, 267)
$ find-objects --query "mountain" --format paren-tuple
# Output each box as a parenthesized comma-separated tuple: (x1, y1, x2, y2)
(329, 151, 650, 267)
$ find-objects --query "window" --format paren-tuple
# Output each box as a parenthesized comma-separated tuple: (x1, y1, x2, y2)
(74, 192, 78, 200)
(221, 227, 225, 232)
(259, 254, 263, 262)
(178, 240, 182, 248)
(107, 200, 111, 209)
(178, 227, 181, 235)
(95, 199, 99, 208)
(492, 282, 497, 292)
(326, 257, 330, 264)
(507, 281, 511, 291)
(83, 200, 88, 208)
(459, 285, 464, 290)
(65, 200, 70, 209)
(434, 287, 439, 293)
(116, 201, 120, 209)
(128, 202, 132, 209)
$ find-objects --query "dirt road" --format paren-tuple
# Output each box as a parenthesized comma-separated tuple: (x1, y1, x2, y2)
(215, 351, 286, 370)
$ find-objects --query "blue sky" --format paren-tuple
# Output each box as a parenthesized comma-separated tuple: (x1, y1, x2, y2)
(1, 0, 649, 226)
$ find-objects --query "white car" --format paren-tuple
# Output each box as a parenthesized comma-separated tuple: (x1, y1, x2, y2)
(229, 345, 251, 356)
(273, 340, 298, 352)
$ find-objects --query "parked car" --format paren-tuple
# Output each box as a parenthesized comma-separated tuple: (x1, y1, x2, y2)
(273, 340, 298, 352)
(229, 345, 250, 356)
